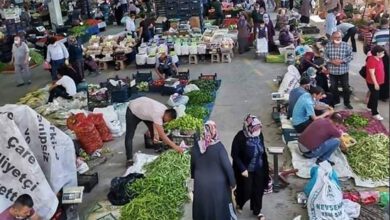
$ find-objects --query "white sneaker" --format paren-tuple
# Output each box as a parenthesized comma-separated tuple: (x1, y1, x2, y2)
(373, 114, 384, 121)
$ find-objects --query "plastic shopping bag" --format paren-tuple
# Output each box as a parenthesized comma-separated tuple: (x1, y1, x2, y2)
(307, 161, 349, 220)
(167, 93, 189, 107)
(343, 199, 361, 219)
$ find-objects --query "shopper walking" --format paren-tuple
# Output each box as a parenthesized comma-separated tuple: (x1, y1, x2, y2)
(191, 121, 237, 220)
(252, 4, 264, 39)
(298, 113, 343, 165)
(231, 114, 269, 220)
(337, 21, 357, 52)
(125, 97, 183, 166)
(325, 8, 337, 39)
(11, 35, 31, 87)
(237, 13, 251, 54)
(67, 36, 84, 80)
(45, 37, 69, 81)
(365, 46, 386, 121)
(300, 0, 311, 25)
(324, 31, 354, 109)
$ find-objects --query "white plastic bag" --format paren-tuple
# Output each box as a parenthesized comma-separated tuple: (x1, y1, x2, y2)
(189, 44, 198, 54)
(167, 93, 189, 107)
(174, 104, 186, 118)
(343, 199, 361, 219)
(181, 44, 189, 55)
(197, 44, 207, 54)
(138, 44, 148, 54)
(136, 53, 147, 65)
(146, 56, 157, 64)
(278, 65, 301, 95)
(184, 84, 200, 94)
(307, 161, 349, 220)
(172, 54, 179, 64)
(174, 43, 182, 55)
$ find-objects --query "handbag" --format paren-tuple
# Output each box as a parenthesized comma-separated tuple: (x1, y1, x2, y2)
(43, 62, 51, 70)
(359, 65, 367, 78)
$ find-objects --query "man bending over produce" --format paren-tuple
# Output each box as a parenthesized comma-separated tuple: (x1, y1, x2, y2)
(155, 51, 178, 79)
(297, 112, 344, 165)
(292, 86, 334, 133)
(125, 97, 184, 166)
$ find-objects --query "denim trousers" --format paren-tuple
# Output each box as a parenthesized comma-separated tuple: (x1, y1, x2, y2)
(303, 138, 340, 161)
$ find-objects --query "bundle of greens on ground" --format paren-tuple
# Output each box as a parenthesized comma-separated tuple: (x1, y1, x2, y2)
(164, 114, 203, 133)
(120, 151, 191, 220)
(185, 105, 209, 119)
(186, 90, 213, 105)
(344, 114, 369, 129)
(347, 133, 389, 181)
(189, 80, 217, 92)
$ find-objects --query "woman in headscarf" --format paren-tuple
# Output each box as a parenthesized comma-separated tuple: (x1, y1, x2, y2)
(231, 114, 269, 220)
(237, 12, 251, 54)
(263, 13, 276, 52)
(191, 121, 237, 220)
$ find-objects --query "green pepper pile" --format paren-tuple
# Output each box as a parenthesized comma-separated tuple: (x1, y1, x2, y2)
(345, 114, 369, 128)
(186, 90, 213, 105)
(164, 115, 203, 133)
(348, 130, 368, 141)
(347, 133, 389, 181)
(185, 106, 209, 119)
(120, 151, 190, 220)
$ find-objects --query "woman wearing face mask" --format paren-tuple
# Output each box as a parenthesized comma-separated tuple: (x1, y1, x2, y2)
(237, 13, 251, 54)
(365, 45, 386, 121)
(231, 114, 269, 220)
(45, 37, 69, 81)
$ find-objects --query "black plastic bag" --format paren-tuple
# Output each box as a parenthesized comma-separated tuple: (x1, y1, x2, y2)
(107, 173, 144, 206)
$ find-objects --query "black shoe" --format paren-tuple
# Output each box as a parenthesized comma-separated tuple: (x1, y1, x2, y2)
(345, 104, 353, 109)
(327, 160, 335, 166)
(315, 158, 324, 165)
(27, 81, 32, 85)
(126, 159, 134, 167)
(16, 83, 24, 87)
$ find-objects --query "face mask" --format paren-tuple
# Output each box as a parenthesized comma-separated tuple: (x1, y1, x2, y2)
(252, 130, 261, 137)
(14, 40, 20, 44)
(333, 40, 342, 44)
(260, 25, 265, 28)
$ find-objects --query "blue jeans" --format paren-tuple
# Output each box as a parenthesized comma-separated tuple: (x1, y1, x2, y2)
(50, 59, 65, 80)
(304, 138, 340, 161)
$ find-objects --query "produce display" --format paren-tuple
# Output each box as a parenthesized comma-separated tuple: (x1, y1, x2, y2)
(136, 82, 149, 92)
(121, 151, 190, 220)
(266, 54, 285, 63)
(186, 90, 213, 105)
(29, 50, 44, 65)
(189, 80, 217, 92)
(164, 115, 203, 133)
(345, 114, 369, 128)
(185, 105, 209, 119)
(347, 133, 389, 181)
(17, 87, 49, 109)
(302, 36, 316, 45)
(337, 111, 388, 135)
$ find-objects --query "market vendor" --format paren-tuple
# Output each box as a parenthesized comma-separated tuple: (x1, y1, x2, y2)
(0, 194, 40, 220)
(48, 70, 77, 103)
(297, 112, 344, 165)
(168, 23, 179, 34)
(155, 51, 178, 79)
(292, 86, 334, 133)
(125, 97, 184, 166)
(209, 0, 223, 26)
(287, 77, 311, 119)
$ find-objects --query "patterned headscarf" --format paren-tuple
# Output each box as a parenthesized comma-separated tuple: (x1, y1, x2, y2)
(243, 114, 262, 138)
(198, 120, 220, 154)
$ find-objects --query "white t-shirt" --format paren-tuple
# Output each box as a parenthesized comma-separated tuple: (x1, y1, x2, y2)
(56, 75, 77, 96)
(129, 97, 167, 125)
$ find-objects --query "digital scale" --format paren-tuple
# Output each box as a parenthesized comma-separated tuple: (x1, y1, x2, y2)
(62, 186, 84, 204)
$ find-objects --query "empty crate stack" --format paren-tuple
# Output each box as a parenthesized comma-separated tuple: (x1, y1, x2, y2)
(156, 0, 203, 23)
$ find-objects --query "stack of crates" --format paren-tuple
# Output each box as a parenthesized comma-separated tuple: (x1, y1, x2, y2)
(155, 0, 166, 17)
(166, 0, 203, 21)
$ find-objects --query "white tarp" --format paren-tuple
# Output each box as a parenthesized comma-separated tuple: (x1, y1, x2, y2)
(0, 112, 58, 219)
(0, 105, 78, 219)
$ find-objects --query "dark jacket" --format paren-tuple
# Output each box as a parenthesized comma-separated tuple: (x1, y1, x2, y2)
(231, 130, 269, 184)
(68, 42, 83, 62)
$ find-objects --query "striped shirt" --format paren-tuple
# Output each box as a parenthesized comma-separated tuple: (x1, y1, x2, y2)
(371, 28, 390, 46)
(324, 41, 353, 75)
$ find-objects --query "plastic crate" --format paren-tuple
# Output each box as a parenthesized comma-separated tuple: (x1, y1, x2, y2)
(282, 128, 300, 144)
(174, 69, 190, 80)
(148, 82, 163, 93)
(133, 71, 153, 83)
(110, 87, 131, 103)
(170, 133, 197, 147)
(161, 84, 185, 96)
(198, 73, 217, 80)
(144, 132, 165, 149)
(299, 26, 320, 35)
(78, 173, 99, 193)
(87, 88, 111, 111)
